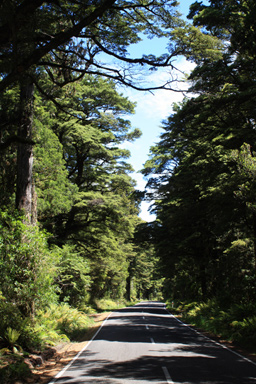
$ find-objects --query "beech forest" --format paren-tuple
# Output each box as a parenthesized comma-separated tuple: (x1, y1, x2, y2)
(1, 0, 256, 380)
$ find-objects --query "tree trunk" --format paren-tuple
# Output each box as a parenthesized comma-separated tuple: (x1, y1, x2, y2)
(16, 75, 35, 223)
(252, 212, 256, 271)
(126, 274, 131, 301)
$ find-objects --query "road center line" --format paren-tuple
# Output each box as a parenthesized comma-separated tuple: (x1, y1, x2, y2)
(150, 337, 155, 344)
(162, 366, 174, 384)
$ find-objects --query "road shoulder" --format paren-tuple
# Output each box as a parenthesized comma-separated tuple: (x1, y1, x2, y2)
(31, 312, 111, 384)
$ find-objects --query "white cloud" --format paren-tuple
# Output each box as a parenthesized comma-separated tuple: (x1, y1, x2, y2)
(139, 201, 156, 222)
(124, 58, 195, 120)
(119, 58, 196, 221)
(132, 172, 147, 190)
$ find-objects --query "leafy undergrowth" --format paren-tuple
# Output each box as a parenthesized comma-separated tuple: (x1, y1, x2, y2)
(0, 303, 97, 384)
(167, 299, 256, 352)
(36, 303, 95, 343)
(0, 353, 32, 384)
(0, 299, 137, 383)
(94, 298, 136, 312)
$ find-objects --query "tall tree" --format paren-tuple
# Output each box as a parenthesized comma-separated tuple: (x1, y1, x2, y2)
(143, 0, 256, 304)
(0, 0, 222, 220)
(33, 74, 141, 300)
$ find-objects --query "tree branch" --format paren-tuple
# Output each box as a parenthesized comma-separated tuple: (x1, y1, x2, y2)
(0, 135, 36, 151)
(89, 35, 175, 68)
(0, 0, 117, 92)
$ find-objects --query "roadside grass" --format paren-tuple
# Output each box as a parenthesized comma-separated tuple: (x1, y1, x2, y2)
(94, 298, 137, 312)
(167, 299, 256, 352)
(35, 303, 96, 343)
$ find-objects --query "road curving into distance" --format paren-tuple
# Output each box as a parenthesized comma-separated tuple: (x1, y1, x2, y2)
(49, 301, 256, 383)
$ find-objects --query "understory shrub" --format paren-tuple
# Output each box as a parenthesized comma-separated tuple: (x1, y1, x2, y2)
(0, 210, 59, 318)
(0, 355, 32, 384)
(36, 303, 95, 342)
(94, 298, 127, 311)
(172, 300, 256, 349)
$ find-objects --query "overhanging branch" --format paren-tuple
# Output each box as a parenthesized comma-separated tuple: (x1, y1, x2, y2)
(0, 135, 36, 151)
(0, 0, 117, 92)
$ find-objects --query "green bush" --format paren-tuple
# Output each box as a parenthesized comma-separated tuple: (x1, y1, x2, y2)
(176, 300, 256, 349)
(94, 298, 126, 311)
(36, 303, 94, 342)
(55, 245, 91, 308)
(0, 210, 59, 318)
(0, 355, 32, 384)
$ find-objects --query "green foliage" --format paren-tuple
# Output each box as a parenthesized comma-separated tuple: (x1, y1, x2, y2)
(0, 210, 59, 317)
(94, 299, 127, 311)
(0, 0, 186, 91)
(88, 235, 131, 300)
(0, 295, 29, 352)
(0, 0, 227, 329)
(230, 317, 256, 346)
(0, 71, 156, 336)
(55, 245, 91, 308)
(175, 300, 256, 349)
(0, 303, 98, 383)
(0, 355, 32, 384)
(232, 143, 256, 213)
(33, 120, 78, 222)
(36, 303, 94, 342)
(169, 24, 223, 63)
(2, 328, 21, 352)
(190, 0, 256, 56)
(33, 75, 145, 302)
(132, 247, 164, 300)
(0, 86, 19, 209)
(143, 0, 256, 309)
(129, 222, 165, 301)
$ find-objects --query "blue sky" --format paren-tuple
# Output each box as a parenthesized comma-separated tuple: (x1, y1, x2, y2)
(119, 1, 201, 221)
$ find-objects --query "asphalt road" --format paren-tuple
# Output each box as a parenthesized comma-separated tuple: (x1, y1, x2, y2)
(51, 301, 256, 383)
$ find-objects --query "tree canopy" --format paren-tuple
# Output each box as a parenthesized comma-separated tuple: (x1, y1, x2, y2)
(0, 0, 184, 92)
(143, 0, 256, 305)
(2, 1, 256, 372)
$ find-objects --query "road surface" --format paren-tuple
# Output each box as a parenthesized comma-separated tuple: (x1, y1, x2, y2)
(51, 301, 256, 383)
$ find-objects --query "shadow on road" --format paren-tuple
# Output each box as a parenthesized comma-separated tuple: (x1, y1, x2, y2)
(56, 352, 255, 384)
(54, 302, 256, 384)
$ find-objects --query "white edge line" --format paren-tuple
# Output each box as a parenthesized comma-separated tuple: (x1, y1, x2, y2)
(48, 312, 113, 384)
(162, 366, 174, 384)
(165, 309, 256, 367)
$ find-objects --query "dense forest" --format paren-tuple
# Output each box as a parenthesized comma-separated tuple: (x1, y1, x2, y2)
(0, 0, 256, 379)
(143, 0, 256, 347)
